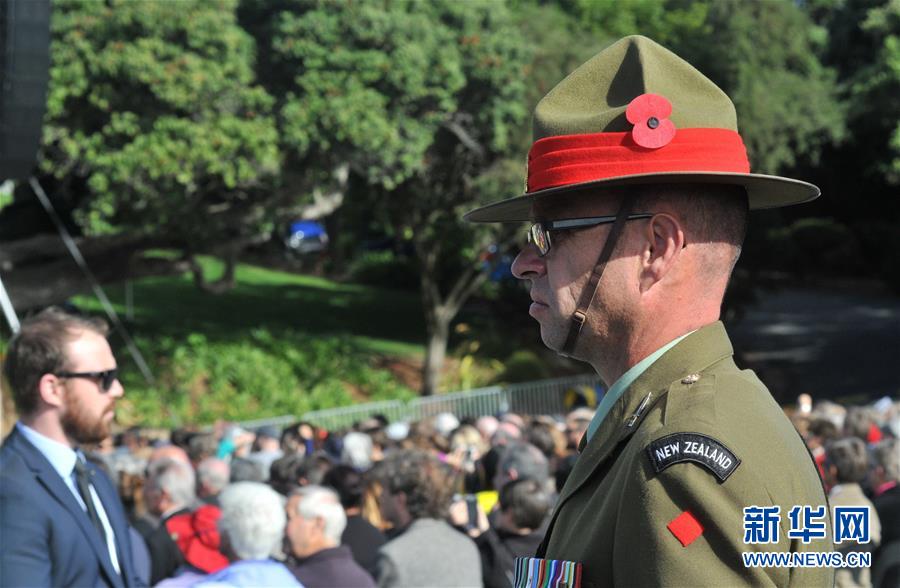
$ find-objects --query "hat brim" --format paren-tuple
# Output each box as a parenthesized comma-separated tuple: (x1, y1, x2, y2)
(464, 172, 820, 223)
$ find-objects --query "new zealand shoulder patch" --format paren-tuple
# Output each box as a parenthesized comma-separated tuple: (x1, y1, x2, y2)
(646, 432, 741, 482)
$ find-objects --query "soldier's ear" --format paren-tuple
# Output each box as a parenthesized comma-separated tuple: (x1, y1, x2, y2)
(638, 213, 684, 293)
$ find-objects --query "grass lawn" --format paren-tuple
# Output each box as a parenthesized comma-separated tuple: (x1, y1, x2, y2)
(65, 255, 428, 426)
(72, 256, 426, 358)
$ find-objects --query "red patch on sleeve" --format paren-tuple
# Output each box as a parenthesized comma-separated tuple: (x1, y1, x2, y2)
(667, 510, 703, 547)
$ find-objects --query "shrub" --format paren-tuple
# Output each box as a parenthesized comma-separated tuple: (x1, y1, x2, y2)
(496, 350, 550, 384)
(763, 218, 864, 277)
(347, 250, 419, 291)
(116, 329, 415, 427)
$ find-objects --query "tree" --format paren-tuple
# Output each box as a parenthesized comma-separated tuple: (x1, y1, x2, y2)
(3, 0, 281, 306)
(244, 0, 531, 395)
(803, 0, 900, 290)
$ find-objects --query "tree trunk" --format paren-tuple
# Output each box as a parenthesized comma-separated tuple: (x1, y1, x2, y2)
(415, 232, 504, 396)
(422, 309, 450, 396)
(187, 250, 237, 295)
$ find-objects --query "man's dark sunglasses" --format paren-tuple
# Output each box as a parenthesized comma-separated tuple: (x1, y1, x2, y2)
(527, 213, 654, 257)
(55, 369, 119, 392)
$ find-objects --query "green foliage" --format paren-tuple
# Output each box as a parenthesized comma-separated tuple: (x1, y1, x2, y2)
(852, 220, 900, 293)
(246, 0, 478, 189)
(347, 250, 419, 292)
(0, 181, 13, 213)
(72, 255, 425, 355)
(678, 1, 846, 174)
(496, 350, 551, 384)
(800, 0, 899, 268)
(765, 218, 864, 276)
(840, 0, 900, 184)
(117, 329, 414, 427)
(247, 0, 531, 201)
(43, 0, 280, 242)
(559, 0, 710, 48)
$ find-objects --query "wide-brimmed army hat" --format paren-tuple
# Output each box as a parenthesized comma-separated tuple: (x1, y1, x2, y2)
(465, 35, 820, 223)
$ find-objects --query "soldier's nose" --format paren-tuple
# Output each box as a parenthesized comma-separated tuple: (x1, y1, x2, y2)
(511, 245, 546, 280)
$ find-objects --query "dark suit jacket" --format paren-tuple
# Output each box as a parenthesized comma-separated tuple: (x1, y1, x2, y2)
(342, 514, 387, 577)
(0, 426, 143, 587)
(289, 545, 375, 588)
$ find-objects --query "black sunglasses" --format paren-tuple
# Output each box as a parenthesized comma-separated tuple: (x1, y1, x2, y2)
(527, 213, 654, 257)
(55, 368, 119, 392)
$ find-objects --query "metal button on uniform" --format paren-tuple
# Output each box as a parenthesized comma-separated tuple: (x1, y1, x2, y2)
(681, 373, 700, 385)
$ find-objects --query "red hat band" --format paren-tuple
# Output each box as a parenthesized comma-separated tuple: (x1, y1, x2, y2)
(527, 128, 751, 193)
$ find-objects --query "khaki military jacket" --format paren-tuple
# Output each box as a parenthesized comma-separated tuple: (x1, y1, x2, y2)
(539, 322, 834, 587)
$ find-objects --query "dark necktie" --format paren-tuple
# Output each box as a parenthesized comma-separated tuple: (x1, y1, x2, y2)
(73, 458, 107, 543)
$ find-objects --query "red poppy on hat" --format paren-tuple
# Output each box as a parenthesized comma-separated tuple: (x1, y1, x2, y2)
(626, 93, 677, 149)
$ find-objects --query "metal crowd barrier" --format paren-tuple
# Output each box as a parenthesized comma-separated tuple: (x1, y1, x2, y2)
(293, 373, 603, 431)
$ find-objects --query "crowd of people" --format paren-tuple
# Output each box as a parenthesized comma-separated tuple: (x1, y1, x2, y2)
(77, 394, 898, 588)
(1, 307, 898, 588)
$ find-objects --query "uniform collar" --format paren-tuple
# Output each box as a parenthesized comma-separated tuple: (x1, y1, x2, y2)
(585, 331, 694, 443)
(580, 321, 733, 455)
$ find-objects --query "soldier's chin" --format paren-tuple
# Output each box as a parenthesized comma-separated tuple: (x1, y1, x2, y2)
(539, 325, 565, 353)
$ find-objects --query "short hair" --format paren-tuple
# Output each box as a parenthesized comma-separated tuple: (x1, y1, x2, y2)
(230, 457, 265, 483)
(634, 184, 748, 247)
(269, 453, 304, 495)
(3, 307, 109, 415)
(146, 458, 196, 507)
(296, 454, 332, 487)
(449, 425, 486, 455)
(808, 418, 839, 441)
(170, 428, 195, 450)
(499, 478, 551, 530)
(825, 437, 869, 484)
(269, 454, 332, 496)
(341, 432, 373, 470)
(526, 424, 557, 459)
(196, 458, 230, 495)
(218, 482, 286, 560)
(322, 464, 364, 509)
(498, 442, 550, 486)
(475, 416, 499, 440)
(871, 439, 900, 483)
(379, 450, 453, 520)
(281, 421, 315, 454)
(843, 407, 875, 442)
(290, 485, 347, 544)
(188, 433, 219, 463)
(490, 423, 523, 448)
(634, 184, 749, 283)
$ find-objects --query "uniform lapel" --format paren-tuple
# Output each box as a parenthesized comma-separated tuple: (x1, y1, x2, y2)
(9, 429, 125, 588)
(553, 323, 735, 519)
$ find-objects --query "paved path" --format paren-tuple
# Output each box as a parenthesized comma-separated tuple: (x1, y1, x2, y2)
(729, 286, 900, 405)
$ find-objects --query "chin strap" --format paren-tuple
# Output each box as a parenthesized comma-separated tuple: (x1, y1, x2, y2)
(560, 195, 635, 357)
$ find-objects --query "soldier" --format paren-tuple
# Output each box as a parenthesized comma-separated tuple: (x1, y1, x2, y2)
(465, 36, 834, 586)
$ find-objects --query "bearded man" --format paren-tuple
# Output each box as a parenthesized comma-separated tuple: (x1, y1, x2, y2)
(1, 307, 142, 587)
(465, 36, 833, 586)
